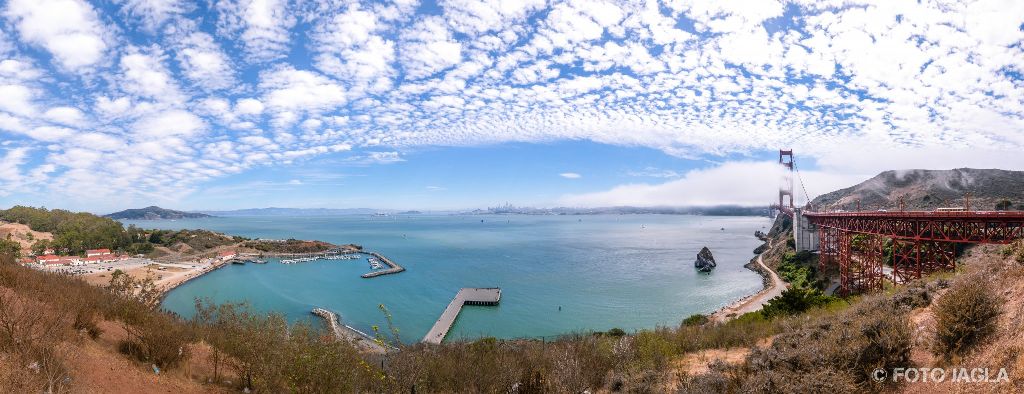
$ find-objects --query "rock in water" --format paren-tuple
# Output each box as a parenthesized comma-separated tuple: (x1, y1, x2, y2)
(695, 247, 717, 273)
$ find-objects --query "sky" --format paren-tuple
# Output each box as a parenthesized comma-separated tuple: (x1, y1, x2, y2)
(0, 0, 1022, 213)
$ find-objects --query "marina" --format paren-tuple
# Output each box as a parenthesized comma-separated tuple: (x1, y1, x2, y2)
(423, 288, 502, 344)
(280, 253, 359, 264)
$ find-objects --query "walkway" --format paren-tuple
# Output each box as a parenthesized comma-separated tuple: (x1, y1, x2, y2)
(711, 241, 787, 322)
(422, 288, 501, 344)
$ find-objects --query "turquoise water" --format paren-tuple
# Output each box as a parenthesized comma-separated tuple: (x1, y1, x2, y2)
(136, 214, 769, 343)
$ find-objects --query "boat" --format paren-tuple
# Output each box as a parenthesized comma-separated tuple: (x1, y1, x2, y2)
(231, 260, 246, 265)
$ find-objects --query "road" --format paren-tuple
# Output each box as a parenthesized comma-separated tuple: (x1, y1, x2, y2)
(710, 240, 788, 322)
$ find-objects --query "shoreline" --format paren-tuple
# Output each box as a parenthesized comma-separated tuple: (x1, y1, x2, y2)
(709, 240, 788, 322)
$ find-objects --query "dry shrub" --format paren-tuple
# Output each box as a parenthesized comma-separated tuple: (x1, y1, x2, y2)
(932, 276, 1003, 361)
(696, 295, 914, 393)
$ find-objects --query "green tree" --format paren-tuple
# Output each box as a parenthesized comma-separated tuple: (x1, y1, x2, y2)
(0, 238, 20, 258)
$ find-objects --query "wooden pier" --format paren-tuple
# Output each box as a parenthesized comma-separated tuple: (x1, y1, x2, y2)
(422, 288, 501, 344)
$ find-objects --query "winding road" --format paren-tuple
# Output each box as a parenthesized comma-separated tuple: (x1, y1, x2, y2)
(710, 240, 788, 322)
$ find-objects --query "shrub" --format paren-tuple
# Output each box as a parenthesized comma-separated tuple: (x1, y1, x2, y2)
(743, 296, 911, 390)
(932, 278, 1002, 360)
(761, 287, 837, 318)
(606, 327, 626, 336)
(891, 279, 932, 310)
(682, 314, 709, 327)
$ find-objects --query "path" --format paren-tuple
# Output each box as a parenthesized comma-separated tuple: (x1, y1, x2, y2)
(710, 241, 788, 322)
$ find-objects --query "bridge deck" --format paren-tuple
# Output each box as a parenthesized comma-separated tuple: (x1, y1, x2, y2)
(422, 288, 501, 344)
(804, 210, 1024, 219)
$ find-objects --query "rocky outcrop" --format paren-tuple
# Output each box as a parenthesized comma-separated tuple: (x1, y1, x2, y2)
(695, 247, 717, 273)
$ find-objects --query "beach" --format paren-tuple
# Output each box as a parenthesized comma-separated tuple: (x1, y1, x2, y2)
(709, 240, 788, 322)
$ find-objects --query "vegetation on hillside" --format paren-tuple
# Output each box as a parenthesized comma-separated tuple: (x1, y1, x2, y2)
(1, 206, 246, 257)
(242, 239, 344, 254)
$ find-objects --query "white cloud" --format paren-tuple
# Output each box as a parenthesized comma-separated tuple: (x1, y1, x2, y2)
(235, 98, 264, 115)
(3, 0, 109, 70)
(400, 17, 463, 79)
(132, 110, 205, 138)
(559, 172, 581, 179)
(114, 0, 189, 31)
(259, 66, 346, 123)
(558, 161, 805, 207)
(0, 84, 36, 116)
(175, 31, 235, 90)
(215, 0, 295, 62)
(120, 47, 182, 101)
(43, 106, 86, 126)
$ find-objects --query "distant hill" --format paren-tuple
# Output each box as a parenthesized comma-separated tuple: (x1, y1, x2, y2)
(199, 207, 387, 217)
(811, 168, 1024, 211)
(104, 206, 212, 220)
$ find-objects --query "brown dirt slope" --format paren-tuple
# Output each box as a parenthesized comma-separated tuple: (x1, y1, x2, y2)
(810, 168, 1024, 211)
(0, 221, 53, 255)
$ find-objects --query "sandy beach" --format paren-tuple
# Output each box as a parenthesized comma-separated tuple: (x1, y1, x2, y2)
(709, 240, 788, 322)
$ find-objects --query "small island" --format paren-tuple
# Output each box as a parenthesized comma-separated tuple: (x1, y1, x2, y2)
(104, 206, 212, 220)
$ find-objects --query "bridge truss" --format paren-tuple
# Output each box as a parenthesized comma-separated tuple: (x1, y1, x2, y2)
(806, 211, 1024, 294)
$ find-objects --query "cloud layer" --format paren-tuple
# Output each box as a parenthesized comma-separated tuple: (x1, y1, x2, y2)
(0, 0, 1022, 208)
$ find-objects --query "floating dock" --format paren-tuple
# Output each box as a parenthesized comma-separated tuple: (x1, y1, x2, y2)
(422, 288, 501, 344)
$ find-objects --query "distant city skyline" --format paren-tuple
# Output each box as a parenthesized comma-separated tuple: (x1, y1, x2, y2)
(1, 1, 1023, 213)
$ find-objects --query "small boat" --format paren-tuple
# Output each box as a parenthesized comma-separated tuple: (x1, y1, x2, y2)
(231, 260, 246, 265)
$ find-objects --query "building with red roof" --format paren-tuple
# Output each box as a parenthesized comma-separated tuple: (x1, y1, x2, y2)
(86, 249, 113, 258)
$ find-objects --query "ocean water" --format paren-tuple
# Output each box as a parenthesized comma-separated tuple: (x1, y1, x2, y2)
(135, 214, 769, 343)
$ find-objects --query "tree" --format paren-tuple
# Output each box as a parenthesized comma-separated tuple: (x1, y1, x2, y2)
(0, 238, 20, 258)
(31, 239, 51, 256)
(995, 199, 1013, 211)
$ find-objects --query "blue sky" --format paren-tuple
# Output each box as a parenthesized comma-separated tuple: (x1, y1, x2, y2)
(1, 0, 1023, 212)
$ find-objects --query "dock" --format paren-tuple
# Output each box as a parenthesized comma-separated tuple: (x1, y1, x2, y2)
(422, 288, 501, 344)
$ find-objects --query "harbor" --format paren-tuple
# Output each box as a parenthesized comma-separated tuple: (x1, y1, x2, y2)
(280, 253, 359, 264)
(423, 288, 502, 344)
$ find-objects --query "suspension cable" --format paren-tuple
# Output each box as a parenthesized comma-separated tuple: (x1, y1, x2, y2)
(792, 159, 812, 209)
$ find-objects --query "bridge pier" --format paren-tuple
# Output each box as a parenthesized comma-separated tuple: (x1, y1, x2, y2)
(792, 208, 819, 252)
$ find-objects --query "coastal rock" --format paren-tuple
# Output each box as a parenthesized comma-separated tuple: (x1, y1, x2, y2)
(695, 247, 717, 273)
(754, 230, 768, 241)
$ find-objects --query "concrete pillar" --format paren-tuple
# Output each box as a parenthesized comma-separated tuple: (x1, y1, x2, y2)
(793, 208, 820, 252)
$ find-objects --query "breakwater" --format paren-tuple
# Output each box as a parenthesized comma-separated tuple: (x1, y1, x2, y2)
(359, 252, 405, 278)
(311, 307, 394, 353)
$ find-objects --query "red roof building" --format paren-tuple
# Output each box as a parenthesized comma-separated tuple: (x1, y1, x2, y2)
(86, 249, 113, 257)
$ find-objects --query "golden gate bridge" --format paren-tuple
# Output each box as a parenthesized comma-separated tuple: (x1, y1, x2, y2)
(771, 150, 1024, 295)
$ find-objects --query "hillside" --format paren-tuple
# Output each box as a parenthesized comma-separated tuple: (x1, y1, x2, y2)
(199, 207, 380, 216)
(811, 168, 1024, 211)
(105, 206, 212, 220)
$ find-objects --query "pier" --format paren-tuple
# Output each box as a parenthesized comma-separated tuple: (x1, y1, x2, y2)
(422, 288, 501, 344)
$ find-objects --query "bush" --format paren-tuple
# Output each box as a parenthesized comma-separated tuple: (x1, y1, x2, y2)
(932, 278, 1002, 360)
(742, 296, 911, 390)
(891, 280, 932, 310)
(682, 314, 709, 327)
(606, 327, 626, 336)
(761, 287, 837, 318)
